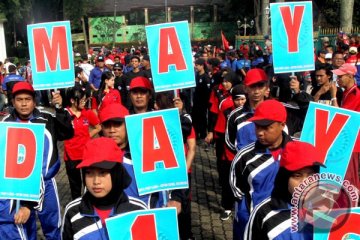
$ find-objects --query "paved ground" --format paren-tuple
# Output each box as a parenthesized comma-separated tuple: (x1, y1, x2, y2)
(37, 141, 234, 239)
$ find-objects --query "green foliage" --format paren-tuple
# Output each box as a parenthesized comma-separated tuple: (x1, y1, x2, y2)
(63, 0, 102, 31)
(93, 17, 122, 44)
(0, 0, 32, 23)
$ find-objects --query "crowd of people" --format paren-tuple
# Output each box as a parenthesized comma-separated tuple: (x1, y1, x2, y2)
(0, 31, 359, 239)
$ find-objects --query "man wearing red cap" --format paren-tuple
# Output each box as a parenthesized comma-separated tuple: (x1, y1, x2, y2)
(332, 63, 360, 194)
(225, 68, 269, 156)
(332, 63, 360, 111)
(1, 81, 74, 239)
(128, 76, 154, 114)
(62, 137, 146, 239)
(98, 103, 183, 211)
(229, 99, 292, 240)
(244, 141, 325, 240)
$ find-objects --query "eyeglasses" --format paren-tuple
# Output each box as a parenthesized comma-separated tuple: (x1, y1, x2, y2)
(114, 69, 122, 71)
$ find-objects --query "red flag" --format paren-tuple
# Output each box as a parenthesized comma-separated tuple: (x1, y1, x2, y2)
(221, 31, 230, 51)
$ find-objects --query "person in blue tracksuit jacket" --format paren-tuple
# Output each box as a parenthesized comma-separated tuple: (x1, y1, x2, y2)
(244, 141, 325, 240)
(229, 100, 292, 240)
(98, 103, 184, 211)
(2, 82, 74, 240)
(62, 137, 146, 240)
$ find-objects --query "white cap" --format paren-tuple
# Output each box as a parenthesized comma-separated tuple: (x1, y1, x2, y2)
(325, 53, 332, 59)
(349, 46, 358, 54)
(105, 59, 114, 65)
(322, 37, 329, 42)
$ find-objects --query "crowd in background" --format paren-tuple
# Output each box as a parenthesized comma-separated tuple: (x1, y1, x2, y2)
(0, 30, 359, 240)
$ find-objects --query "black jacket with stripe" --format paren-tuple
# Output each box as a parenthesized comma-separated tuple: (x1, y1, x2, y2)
(62, 192, 147, 240)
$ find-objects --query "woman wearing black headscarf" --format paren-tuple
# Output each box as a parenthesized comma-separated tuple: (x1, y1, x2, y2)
(244, 141, 325, 240)
(62, 137, 146, 240)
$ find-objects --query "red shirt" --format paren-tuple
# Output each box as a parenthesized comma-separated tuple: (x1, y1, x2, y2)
(91, 88, 122, 111)
(341, 84, 360, 190)
(64, 108, 100, 160)
(94, 207, 112, 225)
(341, 84, 360, 152)
(215, 96, 234, 134)
(209, 85, 233, 134)
(342, 84, 360, 112)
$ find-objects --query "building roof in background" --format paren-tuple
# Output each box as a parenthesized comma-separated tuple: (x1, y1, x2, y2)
(89, 0, 222, 15)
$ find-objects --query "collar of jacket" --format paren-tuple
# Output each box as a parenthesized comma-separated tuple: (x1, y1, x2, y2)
(254, 131, 292, 154)
(79, 191, 130, 217)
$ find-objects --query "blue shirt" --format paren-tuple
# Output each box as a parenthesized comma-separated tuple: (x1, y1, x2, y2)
(88, 67, 109, 89)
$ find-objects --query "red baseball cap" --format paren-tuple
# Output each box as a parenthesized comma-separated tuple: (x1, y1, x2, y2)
(77, 137, 124, 169)
(332, 63, 357, 76)
(99, 103, 129, 124)
(244, 69, 268, 86)
(12, 81, 35, 96)
(129, 76, 152, 91)
(280, 141, 325, 171)
(248, 99, 287, 126)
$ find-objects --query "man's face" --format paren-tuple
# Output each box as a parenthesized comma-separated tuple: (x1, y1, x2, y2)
(13, 93, 36, 119)
(315, 69, 331, 86)
(98, 61, 105, 68)
(201, 53, 208, 62)
(332, 54, 344, 68)
(255, 122, 285, 148)
(246, 82, 268, 103)
(106, 64, 113, 71)
(336, 74, 353, 89)
(113, 68, 122, 77)
(102, 120, 127, 149)
(131, 58, 140, 69)
(194, 64, 203, 72)
(141, 59, 149, 68)
(130, 88, 150, 110)
(114, 57, 120, 63)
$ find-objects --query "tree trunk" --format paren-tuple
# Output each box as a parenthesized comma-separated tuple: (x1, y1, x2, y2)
(254, 0, 261, 35)
(13, 22, 17, 47)
(340, 0, 354, 32)
(82, 17, 89, 54)
(261, 0, 270, 35)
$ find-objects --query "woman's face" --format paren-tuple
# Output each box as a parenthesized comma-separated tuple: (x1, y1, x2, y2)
(288, 167, 316, 195)
(173, 97, 184, 111)
(85, 167, 112, 198)
(106, 77, 115, 88)
(74, 96, 86, 110)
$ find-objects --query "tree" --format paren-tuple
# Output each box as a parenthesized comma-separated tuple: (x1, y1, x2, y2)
(0, 0, 32, 48)
(340, 0, 354, 31)
(63, 0, 101, 31)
